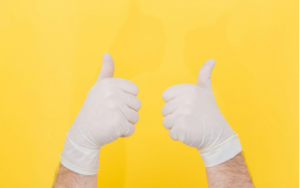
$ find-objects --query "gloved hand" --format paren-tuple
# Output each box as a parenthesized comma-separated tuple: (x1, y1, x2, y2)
(162, 59, 242, 167)
(60, 53, 141, 175)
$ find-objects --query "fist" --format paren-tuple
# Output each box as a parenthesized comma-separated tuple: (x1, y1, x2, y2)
(162, 59, 235, 151)
(68, 53, 141, 148)
(60, 53, 141, 174)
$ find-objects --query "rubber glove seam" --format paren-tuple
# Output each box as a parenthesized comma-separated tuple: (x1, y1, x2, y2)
(199, 133, 238, 152)
(61, 156, 99, 172)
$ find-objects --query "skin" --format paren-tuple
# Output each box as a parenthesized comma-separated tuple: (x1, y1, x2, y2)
(206, 152, 254, 188)
(53, 164, 97, 188)
(53, 152, 254, 188)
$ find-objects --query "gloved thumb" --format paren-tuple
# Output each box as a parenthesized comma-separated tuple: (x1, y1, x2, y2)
(197, 59, 216, 88)
(97, 53, 115, 82)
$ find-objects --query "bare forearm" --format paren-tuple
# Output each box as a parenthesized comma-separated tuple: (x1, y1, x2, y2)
(53, 163, 97, 188)
(206, 152, 254, 188)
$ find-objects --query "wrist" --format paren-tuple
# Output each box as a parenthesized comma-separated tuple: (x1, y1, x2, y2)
(60, 134, 101, 175)
(205, 152, 254, 188)
(53, 163, 97, 188)
(198, 133, 242, 167)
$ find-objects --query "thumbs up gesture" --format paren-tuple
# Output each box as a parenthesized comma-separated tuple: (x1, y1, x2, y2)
(60, 53, 141, 175)
(162, 59, 242, 167)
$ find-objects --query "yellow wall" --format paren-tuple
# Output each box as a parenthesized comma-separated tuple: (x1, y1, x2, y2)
(0, 0, 298, 187)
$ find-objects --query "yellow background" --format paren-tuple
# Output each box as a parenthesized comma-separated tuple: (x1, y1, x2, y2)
(0, 0, 298, 187)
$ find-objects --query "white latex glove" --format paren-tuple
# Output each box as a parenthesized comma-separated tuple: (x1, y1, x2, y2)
(162, 59, 242, 167)
(60, 53, 141, 175)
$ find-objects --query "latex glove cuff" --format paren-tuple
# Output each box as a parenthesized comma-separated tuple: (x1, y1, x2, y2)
(198, 133, 242, 167)
(60, 133, 100, 175)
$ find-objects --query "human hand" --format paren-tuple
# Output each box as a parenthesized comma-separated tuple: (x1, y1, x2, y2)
(162, 59, 242, 167)
(60, 53, 141, 175)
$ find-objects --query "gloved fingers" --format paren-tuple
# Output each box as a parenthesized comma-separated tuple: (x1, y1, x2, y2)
(120, 121, 135, 137)
(106, 97, 139, 125)
(162, 97, 181, 117)
(100, 78, 138, 96)
(114, 78, 139, 96)
(168, 115, 192, 143)
(197, 59, 216, 88)
(162, 85, 182, 102)
(163, 113, 176, 130)
(122, 107, 139, 124)
(118, 91, 141, 111)
(97, 53, 115, 82)
(169, 127, 180, 141)
(162, 84, 196, 102)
